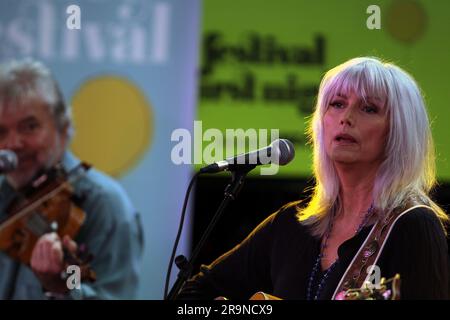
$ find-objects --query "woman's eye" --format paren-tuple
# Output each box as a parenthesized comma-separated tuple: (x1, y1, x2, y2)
(330, 102, 344, 108)
(363, 106, 378, 113)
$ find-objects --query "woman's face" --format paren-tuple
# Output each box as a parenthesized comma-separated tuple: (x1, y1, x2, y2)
(323, 90, 389, 168)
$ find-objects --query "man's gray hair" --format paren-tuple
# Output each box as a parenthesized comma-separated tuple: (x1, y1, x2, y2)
(0, 58, 73, 138)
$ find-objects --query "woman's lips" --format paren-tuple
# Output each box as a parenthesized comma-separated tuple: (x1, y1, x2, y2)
(334, 133, 358, 144)
(335, 139, 357, 145)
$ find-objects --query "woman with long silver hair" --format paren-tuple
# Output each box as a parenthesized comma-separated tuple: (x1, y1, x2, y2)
(178, 57, 449, 300)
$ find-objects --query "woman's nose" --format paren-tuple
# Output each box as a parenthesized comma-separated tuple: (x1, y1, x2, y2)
(340, 106, 355, 127)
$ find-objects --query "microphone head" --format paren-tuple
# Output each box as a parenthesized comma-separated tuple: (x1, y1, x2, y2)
(0, 150, 18, 173)
(270, 139, 295, 165)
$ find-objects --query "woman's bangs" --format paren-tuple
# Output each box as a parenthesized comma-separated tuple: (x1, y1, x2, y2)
(323, 61, 389, 107)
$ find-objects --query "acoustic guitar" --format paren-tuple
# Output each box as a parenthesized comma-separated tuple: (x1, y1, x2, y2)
(247, 274, 401, 300)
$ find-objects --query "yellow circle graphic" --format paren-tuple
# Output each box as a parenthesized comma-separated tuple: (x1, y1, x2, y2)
(387, 0, 427, 45)
(70, 76, 153, 177)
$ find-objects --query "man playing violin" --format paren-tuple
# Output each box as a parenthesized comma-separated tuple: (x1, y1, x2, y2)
(0, 59, 144, 299)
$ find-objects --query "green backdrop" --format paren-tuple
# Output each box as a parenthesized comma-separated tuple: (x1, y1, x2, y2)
(196, 0, 450, 180)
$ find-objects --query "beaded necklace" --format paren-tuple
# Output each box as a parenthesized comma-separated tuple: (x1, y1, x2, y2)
(306, 203, 375, 300)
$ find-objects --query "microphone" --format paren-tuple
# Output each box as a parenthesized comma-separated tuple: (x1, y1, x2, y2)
(200, 138, 295, 174)
(0, 150, 18, 174)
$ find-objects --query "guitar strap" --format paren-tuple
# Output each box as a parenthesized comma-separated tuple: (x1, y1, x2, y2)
(331, 204, 434, 299)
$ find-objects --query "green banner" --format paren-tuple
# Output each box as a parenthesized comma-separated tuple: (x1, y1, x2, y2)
(196, 0, 450, 180)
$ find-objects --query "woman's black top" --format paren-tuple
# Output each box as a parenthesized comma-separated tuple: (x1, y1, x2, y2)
(178, 204, 449, 300)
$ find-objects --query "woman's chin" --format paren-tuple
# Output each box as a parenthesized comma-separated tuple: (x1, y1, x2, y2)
(327, 147, 360, 163)
(331, 155, 358, 164)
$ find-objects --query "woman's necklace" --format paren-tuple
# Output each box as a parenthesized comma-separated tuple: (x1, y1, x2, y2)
(306, 203, 375, 300)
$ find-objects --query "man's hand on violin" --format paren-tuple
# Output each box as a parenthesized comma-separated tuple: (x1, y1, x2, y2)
(30, 232, 78, 294)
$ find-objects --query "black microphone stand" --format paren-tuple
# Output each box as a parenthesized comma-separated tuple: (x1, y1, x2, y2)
(166, 165, 255, 300)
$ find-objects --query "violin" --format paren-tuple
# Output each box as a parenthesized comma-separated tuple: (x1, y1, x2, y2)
(0, 162, 96, 283)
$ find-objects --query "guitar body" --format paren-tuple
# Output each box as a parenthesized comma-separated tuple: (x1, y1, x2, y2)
(249, 292, 282, 300)
(247, 274, 400, 300)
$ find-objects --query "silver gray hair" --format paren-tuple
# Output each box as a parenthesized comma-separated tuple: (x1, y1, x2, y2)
(0, 58, 73, 138)
(298, 57, 448, 237)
